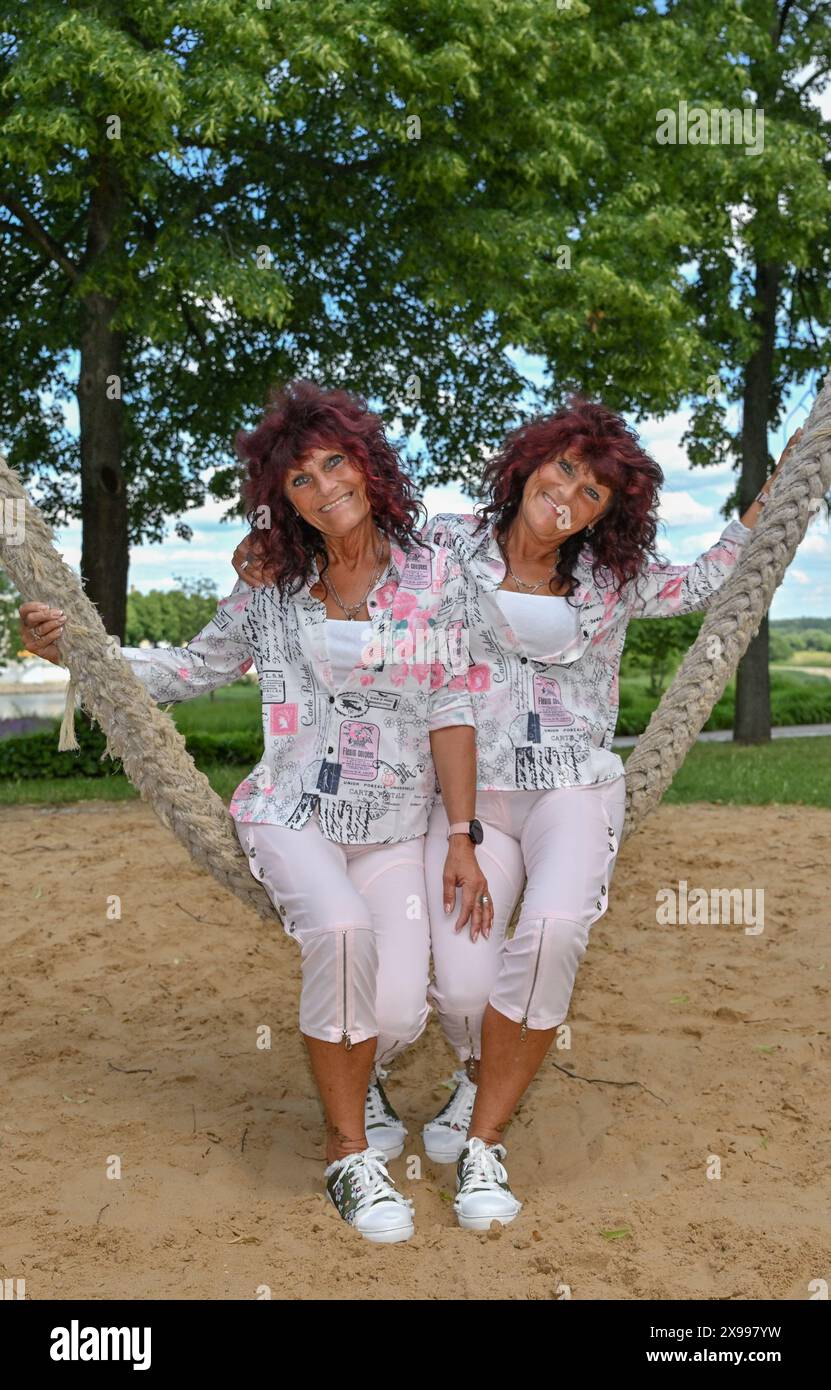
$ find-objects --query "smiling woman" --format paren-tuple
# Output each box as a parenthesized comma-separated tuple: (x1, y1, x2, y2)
(234, 379, 424, 609)
(14, 378, 497, 1247)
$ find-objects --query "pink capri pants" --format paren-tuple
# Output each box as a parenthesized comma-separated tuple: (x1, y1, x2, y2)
(236, 812, 430, 1067)
(424, 776, 628, 1059)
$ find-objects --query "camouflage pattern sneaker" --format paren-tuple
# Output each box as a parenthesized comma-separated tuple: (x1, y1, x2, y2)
(422, 1068, 477, 1163)
(454, 1136, 522, 1231)
(364, 1068, 408, 1159)
(325, 1146, 415, 1244)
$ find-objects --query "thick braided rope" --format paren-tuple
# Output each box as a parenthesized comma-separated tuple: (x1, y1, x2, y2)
(3, 376, 829, 931)
(505, 374, 831, 932)
(0, 456, 280, 926)
(622, 375, 831, 843)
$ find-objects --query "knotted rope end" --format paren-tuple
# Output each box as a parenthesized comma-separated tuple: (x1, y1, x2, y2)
(57, 677, 79, 751)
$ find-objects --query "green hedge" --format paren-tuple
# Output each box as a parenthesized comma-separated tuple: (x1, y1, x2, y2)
(615, 682, 831, 736)
(3, 681, 829, 781)
(0, 712, 266, 780)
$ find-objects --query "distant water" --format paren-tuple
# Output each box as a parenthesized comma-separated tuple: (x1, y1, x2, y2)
(0, 689, 70, 721)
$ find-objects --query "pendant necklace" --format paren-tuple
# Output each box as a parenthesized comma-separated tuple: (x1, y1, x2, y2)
(324, 533, 390, 619)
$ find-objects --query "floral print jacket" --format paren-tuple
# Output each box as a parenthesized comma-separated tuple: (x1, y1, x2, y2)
(121, 540, 474, 844)
(420, 512, 752, 791)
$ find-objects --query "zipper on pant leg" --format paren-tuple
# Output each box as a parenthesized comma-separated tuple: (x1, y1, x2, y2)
(339, 930, 352, 1051)
(520, 923, 546, 1041)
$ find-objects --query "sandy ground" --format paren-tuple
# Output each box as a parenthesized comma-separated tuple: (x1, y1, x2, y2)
(0, 797, 828, 1302)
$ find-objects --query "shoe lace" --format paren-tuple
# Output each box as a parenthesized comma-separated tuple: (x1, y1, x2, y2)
(343, 1148, 412, 1212)
(366, 1075, 399, 1127)
(433, 1070, 476, 1129)
(459, 1138, 508, 1192)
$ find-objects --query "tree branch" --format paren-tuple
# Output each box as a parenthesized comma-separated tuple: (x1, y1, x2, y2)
(776, 0, 797, 42)
(178, 294, 209, 354)
(2, 195, 80, 282)
(794, 274, 823, 355)
(796, 63, 831, 95)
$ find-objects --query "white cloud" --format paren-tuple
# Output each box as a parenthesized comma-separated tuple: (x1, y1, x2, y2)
(421, 482, 477, 517)
(798, 529, 830, 556)
(55, 546, 81, 569)
(657, 491, 713, 525)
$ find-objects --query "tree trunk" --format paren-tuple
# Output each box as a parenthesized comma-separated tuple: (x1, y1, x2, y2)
(78, 166, 128, 639)
(734, 258, 780, 744)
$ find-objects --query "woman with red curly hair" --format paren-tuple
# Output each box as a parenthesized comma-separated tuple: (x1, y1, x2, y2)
(231, 392, 797, 1232)
(20, 379, 493, 1247)
(418, 398, 796, 1229)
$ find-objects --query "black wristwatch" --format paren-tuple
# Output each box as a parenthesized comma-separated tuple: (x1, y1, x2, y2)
(446, 818, 484, 845)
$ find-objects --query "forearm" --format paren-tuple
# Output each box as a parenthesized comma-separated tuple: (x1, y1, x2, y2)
(739, 428, 801, 530)
(429, 724, 477, 825)
(738, 473, 775, 530)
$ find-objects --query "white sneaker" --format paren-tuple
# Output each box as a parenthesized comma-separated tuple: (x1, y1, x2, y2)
(364, 1068, 408, 1159)
(422, 1068, 477, 1164)
(454, 1136, 523, 1231)
(325, 1146, 415, 1244)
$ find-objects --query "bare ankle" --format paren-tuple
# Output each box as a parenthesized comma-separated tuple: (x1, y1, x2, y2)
(325, 1124, 368, 1166)
(325, 1142, 367, 1166)
(468, 1124, 508, 1148)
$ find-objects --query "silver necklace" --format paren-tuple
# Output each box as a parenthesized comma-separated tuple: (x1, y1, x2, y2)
(498, 538, 561, 595)
(324, 534, 390, 619)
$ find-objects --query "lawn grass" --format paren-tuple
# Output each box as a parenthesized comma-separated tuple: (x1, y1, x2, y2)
(164, 681, 262, 734)
(0, 762, 253, 807)
(621, 735, 831, 808)
(776, 651, 831, 668)
(2, 737, 829, 809)
(2, 673, 830, 811)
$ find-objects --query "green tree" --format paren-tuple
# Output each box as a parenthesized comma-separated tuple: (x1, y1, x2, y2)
(648, 0, 831, 741)
(3, 0, 773, 641)
(0, 0, 589, 637)
(623, 611, 705, 697)
(125, 574, 218, 645)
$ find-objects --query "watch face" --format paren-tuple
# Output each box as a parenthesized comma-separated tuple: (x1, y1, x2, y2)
(469, 818, 484, 845)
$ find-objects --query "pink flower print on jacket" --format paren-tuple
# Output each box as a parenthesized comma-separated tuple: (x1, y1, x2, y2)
(391, 589, 418, 620)
(655, 569, 685, 612)
(429, 660, 447, 690)
(467, 664, 491, 693)
(449, 663, 489, 693)
(375, 580, 399, 611)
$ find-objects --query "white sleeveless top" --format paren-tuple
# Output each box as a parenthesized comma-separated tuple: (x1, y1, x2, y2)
(326, 618, 369, 688)
(494, 588, 580, 663)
